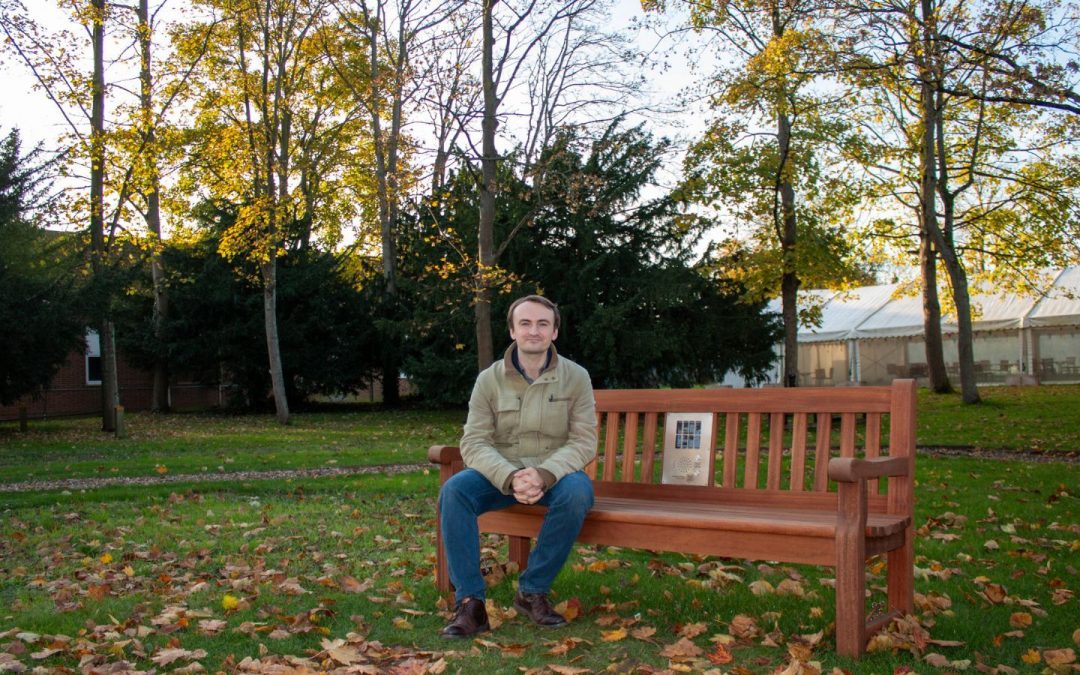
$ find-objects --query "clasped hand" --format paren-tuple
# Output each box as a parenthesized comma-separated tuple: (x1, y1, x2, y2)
(511, 468, 545, 504)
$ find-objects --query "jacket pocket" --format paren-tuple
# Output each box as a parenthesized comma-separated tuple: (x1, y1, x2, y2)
(544, 393, 570, 434)
(494, 394, 521, 443)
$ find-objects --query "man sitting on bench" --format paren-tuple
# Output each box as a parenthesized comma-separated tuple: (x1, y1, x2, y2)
(438, 295, 597, 639)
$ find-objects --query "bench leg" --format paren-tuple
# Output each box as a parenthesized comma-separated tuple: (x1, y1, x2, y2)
(835, 481, 867, 658)
(509, 535, 530, 574)
(887, 528, 914, 616)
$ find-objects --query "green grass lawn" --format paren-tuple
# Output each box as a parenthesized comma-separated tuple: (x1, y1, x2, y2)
(2, 384, 1077, 487)
(0, 408, 465, 484)
(918, 384, 1080, 453)
(0, 457, 1076, 673)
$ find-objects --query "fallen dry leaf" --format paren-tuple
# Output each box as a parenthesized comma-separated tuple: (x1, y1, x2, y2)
(729, 614, 760, 639)
(197, 619, 227, 636)
(150, 648, 207, 666)
(553, 598, 581, 622)
(601, 628, 628, 642)
(1008, 612, 1032, 629)
(980, 583, 1008, 604)
(339, 575, 374, 593)
(660, 637, 704, 660)
(1021, 648, 1042, 664)
(1043, 648, 1076, 667)
(749, 579, 775, 596)
(631, 626, 657, 641)
(499, 643, 529, 657)
(679, 622, 708, 639)
(777, 579, 806, 597)
(707, 643, 734, 664)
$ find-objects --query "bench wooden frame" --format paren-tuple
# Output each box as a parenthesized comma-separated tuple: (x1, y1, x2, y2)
(429, 379, 916, 658)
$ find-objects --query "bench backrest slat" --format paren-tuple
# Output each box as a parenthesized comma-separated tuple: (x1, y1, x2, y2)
(722, 412, 740, 488)
(790, 413, 809, 492)
(813, 412, 832, 491)
(640, 412, 659, 483)
(588, 380, 917, 508)
(621, 412, 639, 482)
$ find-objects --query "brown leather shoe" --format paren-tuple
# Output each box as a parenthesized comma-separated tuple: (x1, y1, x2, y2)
(513, 591, 567, 627)
(440, 597, 490, 639)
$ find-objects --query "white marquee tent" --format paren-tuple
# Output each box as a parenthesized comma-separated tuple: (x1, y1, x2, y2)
(740, 267, 1080, 387)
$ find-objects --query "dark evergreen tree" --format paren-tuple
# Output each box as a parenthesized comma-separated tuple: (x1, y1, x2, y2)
(115, 200, 385, 410)
(400, 122, 781, 403)
(0, 129, 85, 405)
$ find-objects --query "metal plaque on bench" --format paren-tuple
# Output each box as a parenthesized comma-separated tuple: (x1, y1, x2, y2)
(660, 412, 713, 486)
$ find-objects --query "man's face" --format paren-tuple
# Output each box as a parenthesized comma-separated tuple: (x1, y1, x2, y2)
(509, 301, 558, 356)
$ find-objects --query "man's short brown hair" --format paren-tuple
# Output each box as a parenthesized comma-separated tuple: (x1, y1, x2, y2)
(506, 295, 561, 330)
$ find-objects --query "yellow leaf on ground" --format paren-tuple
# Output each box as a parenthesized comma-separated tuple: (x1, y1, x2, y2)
(601, 628, 628, 642)
(1021, 649, 1042, 665)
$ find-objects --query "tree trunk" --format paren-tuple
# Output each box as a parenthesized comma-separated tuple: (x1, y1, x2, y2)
(919, 231, 950, 392)
(917, 0, 950, 393)
(475, 0, 498, 371)
(261, 0, 289, 425)
(777, 106, 800, 387)
(90, 0, 119, 431)
(368, 8, 406, 406)
(262, 258, 290, 424)
(932, 92, 981, 404)
(933, 193, 981, 402)
(138, 0, 170, 412)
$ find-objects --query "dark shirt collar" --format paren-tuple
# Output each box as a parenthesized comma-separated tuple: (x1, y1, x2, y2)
(508, 344, 555, 383)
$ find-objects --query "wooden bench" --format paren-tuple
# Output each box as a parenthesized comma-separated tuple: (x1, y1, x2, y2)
(428, 379, 916, 658)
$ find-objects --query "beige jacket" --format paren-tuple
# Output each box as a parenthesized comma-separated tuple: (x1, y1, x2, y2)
(460, 344, 597, 494)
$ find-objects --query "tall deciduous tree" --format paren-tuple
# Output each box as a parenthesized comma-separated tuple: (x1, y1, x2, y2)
(178, 0, 371, 422)
(835, 0, 1080, 401)
(657, 0, 869, 386)
(327, 0, 466, 405)
(474, 0, 645, 370)
(1, 0, 125, 428)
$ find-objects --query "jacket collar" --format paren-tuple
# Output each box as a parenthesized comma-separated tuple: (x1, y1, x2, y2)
(504, 343, 559, 383)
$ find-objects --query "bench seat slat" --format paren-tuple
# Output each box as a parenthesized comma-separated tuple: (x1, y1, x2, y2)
(494, 498, 909, 538)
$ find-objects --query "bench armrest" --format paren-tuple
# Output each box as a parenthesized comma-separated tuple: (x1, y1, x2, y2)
(428, 445, 462, 465)
(828, 457, 909, 483)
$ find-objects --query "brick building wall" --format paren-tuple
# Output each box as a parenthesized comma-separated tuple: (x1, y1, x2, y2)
(0, 348, 222, 422)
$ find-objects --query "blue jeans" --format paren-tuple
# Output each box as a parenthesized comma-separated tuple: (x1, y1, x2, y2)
(438, 468, 594, 603)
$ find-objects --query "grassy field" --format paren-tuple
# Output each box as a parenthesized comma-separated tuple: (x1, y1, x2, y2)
(0, 408, 465, 484)
(917, 384, 1080, 453)
(0, 458, 1076, 673)
(0, 385, 1077, 672)
(1, 384, 1076, 488)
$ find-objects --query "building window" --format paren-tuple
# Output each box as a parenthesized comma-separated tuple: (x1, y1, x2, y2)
(86, 330, 102, 385)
